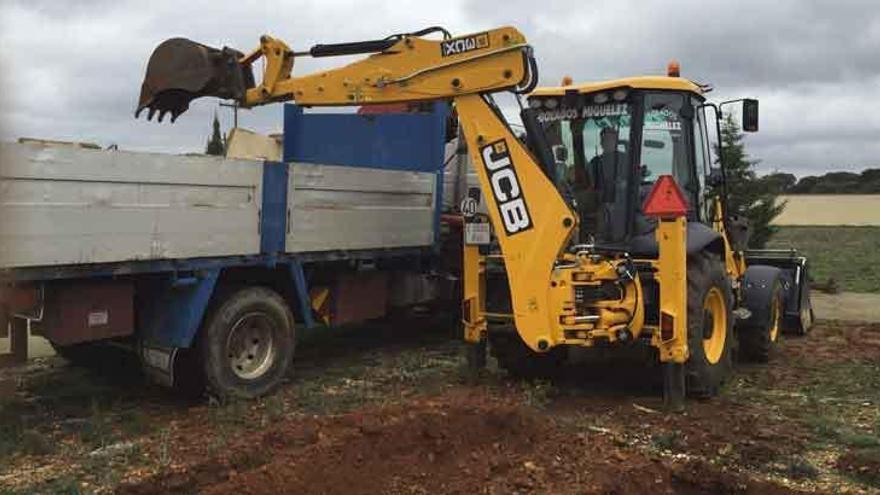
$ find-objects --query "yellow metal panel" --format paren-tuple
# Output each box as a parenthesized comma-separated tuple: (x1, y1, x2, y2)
(531, 76, 703, 97)
(654, 217, 689, 363)
(245, 28, 530, 107)
(462, 243, 486, 343)
(456, 94, 577, 351)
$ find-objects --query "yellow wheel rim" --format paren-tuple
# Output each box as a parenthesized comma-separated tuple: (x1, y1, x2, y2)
(769, 296, 781, 343)
(702, 287, 727, 365)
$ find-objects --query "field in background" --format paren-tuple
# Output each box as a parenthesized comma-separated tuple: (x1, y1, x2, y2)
(773, 195, 880, 226)
(768, 226, 880, 293)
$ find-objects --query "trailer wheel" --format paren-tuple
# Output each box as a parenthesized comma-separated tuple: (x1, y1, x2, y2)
(685, 251, 734, 398)
(489, 330, 566, 380)
(788, 291, 814, 336)
(199, 286, 295, 400)
(739, 278, 783, 362)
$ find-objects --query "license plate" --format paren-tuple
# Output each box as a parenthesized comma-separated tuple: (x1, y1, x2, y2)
(465, 223, 490, 245)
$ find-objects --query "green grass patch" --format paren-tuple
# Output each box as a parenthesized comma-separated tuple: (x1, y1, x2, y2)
(767, 226, 880, 293)
(799, 361, 880, 449)
(838, 446, 880, 488)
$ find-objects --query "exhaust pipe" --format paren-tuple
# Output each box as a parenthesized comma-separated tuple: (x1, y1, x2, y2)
(135, 38, 254, 123)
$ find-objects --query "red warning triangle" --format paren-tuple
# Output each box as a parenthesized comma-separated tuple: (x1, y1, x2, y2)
(643, 175, 689, 218)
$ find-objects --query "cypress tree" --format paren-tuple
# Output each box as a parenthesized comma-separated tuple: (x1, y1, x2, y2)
(715, 114, 784, 248)
(205, 113, 225, 156)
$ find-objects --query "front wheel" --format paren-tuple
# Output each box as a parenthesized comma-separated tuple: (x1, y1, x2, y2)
(685, 251, 735, 398)
(198, 286, 295, 400)
(739, 277, 783, 362)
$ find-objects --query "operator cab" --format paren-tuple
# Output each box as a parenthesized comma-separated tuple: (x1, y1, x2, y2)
(525, 69, 715, 254)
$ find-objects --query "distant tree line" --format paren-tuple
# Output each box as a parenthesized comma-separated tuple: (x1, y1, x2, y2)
(759, 169, 880, 194)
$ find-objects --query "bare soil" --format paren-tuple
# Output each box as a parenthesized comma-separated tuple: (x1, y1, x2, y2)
(1, 318, 878, 494)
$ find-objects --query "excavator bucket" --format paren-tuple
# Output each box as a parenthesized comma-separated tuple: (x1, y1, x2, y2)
(136, 38, 254, 122)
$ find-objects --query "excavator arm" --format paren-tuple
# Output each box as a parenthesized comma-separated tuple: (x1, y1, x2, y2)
(136, 27, 535, 119)
(136, 27, 577, 352)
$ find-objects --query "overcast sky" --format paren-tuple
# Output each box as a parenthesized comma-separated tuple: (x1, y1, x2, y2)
(1, 0, 878, 176)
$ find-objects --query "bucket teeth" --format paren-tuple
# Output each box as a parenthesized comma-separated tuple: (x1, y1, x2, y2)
(135, 38, 253, 123)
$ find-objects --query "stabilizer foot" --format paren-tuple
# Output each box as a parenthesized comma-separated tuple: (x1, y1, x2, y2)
(663, 362, 685, 412)
(465, 339, 487, 371)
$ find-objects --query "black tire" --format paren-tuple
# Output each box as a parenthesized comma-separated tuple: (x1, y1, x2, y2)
(787, 296, 814, 337)
(739, 278, 783, 363)
(489, 330, 566, 380)
(685, 251, 735, 398)
(198, 286, 295, 400)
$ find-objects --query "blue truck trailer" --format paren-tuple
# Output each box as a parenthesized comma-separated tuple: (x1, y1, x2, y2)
(0, 103, 455, 398)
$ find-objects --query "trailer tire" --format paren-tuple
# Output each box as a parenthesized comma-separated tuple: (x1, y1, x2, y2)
(685, 251, 734, 398)
(198, 286, 295, 400)
(739, 277, 783, 363)
(489, 330, 566, 380)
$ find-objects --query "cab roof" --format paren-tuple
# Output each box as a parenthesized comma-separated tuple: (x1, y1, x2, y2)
(531, 76, 704, 97)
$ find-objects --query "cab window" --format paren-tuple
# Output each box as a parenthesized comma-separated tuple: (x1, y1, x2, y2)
(639, 92, 697, 208)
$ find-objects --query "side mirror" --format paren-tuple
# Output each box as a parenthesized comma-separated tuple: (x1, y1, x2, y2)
(742, 99, 759, 132)
(707, 167, 724, 187)
(552, 144, 569, 163)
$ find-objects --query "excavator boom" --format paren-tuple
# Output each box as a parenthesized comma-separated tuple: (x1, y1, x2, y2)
(137, 27, 536, 119)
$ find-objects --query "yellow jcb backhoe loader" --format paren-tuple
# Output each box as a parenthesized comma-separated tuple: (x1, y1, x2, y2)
(136, 26, 812, 408)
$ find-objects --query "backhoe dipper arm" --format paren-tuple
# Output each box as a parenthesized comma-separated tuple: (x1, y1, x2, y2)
(136, 27, 577, 352)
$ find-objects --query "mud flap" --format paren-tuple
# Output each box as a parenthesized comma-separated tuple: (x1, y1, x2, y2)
(140, 344, 178, 388)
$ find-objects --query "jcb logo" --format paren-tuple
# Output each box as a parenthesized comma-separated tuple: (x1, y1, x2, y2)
(480, 139, 532, 235)
(441, 33, 489, 57)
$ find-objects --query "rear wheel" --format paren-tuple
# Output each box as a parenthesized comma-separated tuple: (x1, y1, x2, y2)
(788, 291, 814, 336)
(198, 287, 295, 400)
(740, 278, 783, 362)
(685, 252, 734, 398)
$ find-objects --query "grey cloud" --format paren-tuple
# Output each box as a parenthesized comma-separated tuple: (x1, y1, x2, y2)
(1, 0, 878, 176)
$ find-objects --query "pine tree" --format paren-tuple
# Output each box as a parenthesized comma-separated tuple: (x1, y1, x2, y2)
(714, 114, 784, 248)
(205, 113, 225, 156)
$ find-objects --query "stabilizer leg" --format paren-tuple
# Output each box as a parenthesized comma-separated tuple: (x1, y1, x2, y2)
(465, 338, 487, 370)
(663, 362, 685, 412)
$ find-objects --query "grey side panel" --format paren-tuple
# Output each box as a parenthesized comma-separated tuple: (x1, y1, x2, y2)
(0, 143, 262, 268)
(286, 163, 435, 252)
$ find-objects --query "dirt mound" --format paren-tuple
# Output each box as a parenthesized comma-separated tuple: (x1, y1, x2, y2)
(119, 389, 803, 495)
